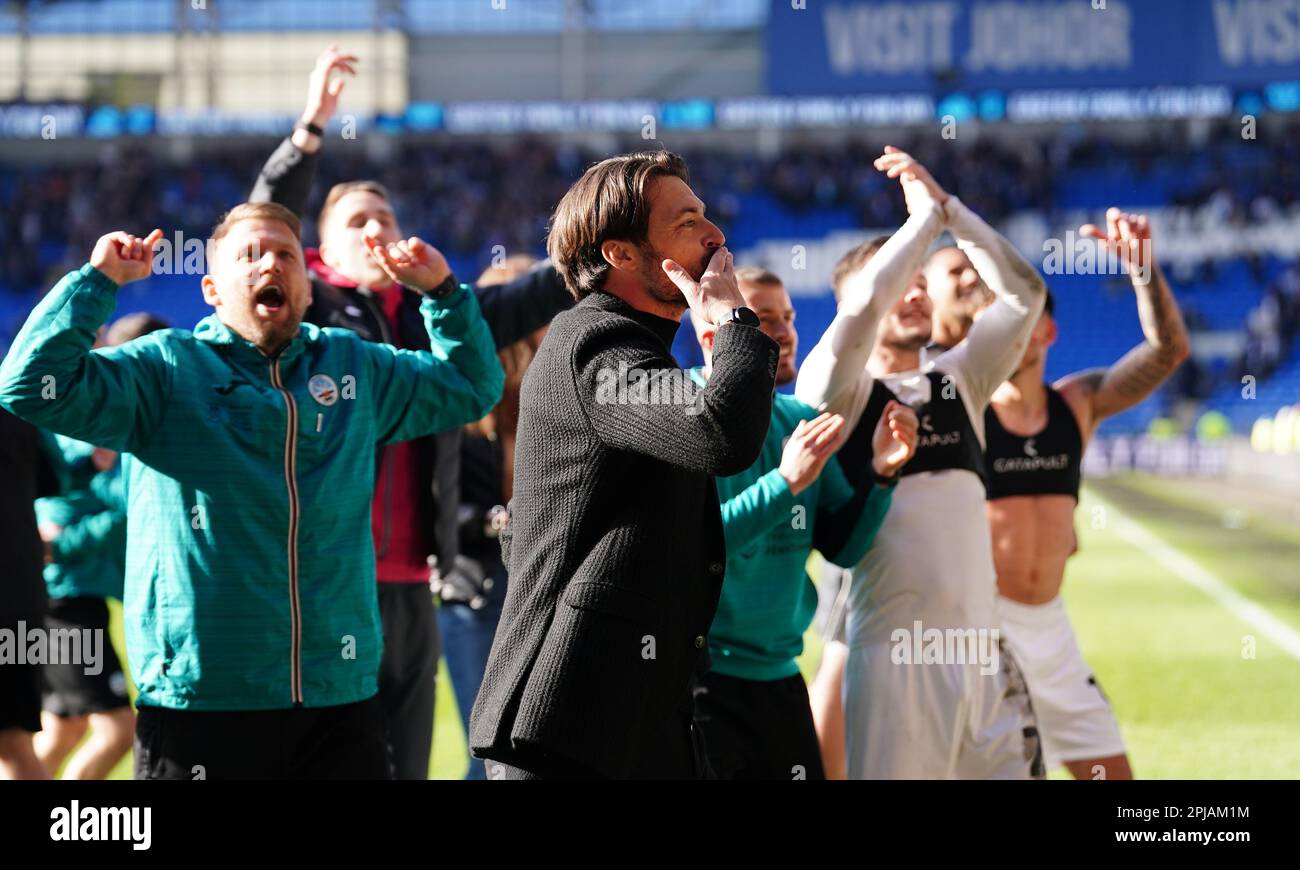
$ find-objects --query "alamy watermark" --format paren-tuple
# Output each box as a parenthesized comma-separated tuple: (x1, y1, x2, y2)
(0, 621, 104, 676)
(890, 620, 1000, 676)
(143, 232, 273, 285)
(1042, 231, 1152, 284)
(149, 231, 219, 276)
(50, 801, 151, 850)
(594, 362, 706, 416)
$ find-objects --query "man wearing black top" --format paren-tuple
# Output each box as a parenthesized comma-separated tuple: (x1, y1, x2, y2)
(986, 209, 1189, 780)
(0, 410, 61, 779)
(248, 45, 574, 779)
(470, 151, 779, 779)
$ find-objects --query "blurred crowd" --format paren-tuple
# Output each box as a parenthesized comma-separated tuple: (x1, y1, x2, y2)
(4, 118, 1299, 296)
(3, 120, 1299, 412)
(1237, 261, 1300, 382)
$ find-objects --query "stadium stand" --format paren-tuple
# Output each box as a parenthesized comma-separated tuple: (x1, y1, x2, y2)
(3, 122, 1297, 433)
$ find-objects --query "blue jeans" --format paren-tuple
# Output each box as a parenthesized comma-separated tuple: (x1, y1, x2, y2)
(437, 564, 507, 780)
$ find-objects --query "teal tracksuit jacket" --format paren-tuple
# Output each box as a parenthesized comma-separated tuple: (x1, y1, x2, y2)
(688, 370, 893, 682)
(0, 263, 504, 710)
(35, 433, 128, 601)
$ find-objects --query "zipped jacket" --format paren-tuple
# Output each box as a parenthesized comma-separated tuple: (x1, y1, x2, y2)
(0, 264, 503, 709)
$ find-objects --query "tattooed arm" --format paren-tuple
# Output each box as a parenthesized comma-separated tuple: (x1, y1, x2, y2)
(1056, 210, 1191, 436)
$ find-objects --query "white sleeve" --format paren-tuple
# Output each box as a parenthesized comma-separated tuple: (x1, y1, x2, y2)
(933, 196, 1047, 409)
(794, 201, 946, 431)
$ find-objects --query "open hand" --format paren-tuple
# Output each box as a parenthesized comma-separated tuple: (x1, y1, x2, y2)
(302, 44, 357, 128)
(779, 412, 847, 496)
(1080, 208, 1154, 284)
(364, 234, 452, 293)
(874, 146, 949, 216)
(871, 400, 919, 478)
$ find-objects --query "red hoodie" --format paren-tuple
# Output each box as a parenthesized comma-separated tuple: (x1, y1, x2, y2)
(307, 250, 431, 584)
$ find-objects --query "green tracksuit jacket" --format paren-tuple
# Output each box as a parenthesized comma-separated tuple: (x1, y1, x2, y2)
(0, 263, 504, 710)
(36, 433, 128, 601)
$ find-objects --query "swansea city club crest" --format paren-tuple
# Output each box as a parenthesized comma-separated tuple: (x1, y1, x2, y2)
(308, 374, 339, 407)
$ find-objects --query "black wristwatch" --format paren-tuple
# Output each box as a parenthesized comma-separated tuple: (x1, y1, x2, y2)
(871, 465, 901, 489)
(720, 307, 760, 328)
(295, 119, 324, 137)
(420, 273, 460, 300)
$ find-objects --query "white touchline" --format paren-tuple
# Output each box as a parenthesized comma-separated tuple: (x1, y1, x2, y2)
(1090, 492, 1300, 664)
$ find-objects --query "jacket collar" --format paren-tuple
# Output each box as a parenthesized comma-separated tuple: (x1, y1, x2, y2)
(583, 291, 682, 350)
(192, 314, 320, 366)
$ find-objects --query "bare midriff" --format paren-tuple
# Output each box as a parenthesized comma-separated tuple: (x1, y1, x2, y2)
(986, 493, 1078, 605)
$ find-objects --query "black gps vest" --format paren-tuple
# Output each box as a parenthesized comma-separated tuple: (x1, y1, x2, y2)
(835, 371, 986, 490)
(983, 386, 1082, 501)
(813, 370, 986, 561)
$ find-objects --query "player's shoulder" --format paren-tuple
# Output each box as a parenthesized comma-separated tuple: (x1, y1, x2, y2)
(1050, 369, 1102, 431)
(123, 325, 188, 345)
(1052, 368, 1105, 417)
(562, 294, 678, 367)
(545, 298, 605, 340)
(793, 338, 872, 410)
(1052, 367, 1105, 396)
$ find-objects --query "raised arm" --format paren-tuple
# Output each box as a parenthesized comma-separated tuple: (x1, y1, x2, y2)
(795, 147, 948, 429)
(577, 246, 777, 475)
(249, 45, 356, 216)
(360, 234, 504, 444)
(1056, 210, 1191, 435)
(581, 320, 777, 477)
(932, 197, 1048, 406)
(474, 260, 575, 350)
(0, 231, 172, 453)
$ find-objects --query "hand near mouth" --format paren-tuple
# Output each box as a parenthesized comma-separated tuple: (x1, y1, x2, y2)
(364, 234, 451, 294)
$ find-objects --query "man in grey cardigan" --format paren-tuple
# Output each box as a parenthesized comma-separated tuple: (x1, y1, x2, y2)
(469, 151, 779, 779)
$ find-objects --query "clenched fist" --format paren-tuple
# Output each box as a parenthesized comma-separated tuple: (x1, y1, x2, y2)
(90, 229, 164, 287)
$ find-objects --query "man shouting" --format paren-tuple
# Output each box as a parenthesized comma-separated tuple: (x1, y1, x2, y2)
(0, 203, 502, 779)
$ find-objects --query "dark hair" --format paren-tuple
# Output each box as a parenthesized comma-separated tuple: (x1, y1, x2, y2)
(830, 235, 891, 303)
(105, 312, 169, 346)
(547, 151, 690, 301)
(1044, 289, 1056, 317)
